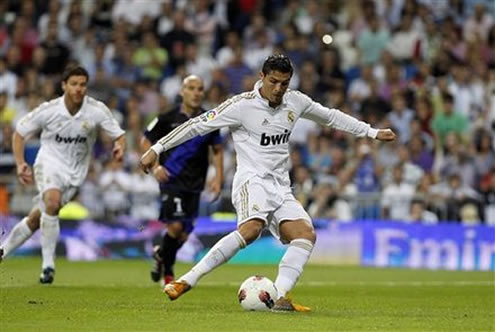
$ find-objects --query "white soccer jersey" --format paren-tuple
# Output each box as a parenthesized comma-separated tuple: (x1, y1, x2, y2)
(16, 95, 125, 187)
(153, 80, 378, 190)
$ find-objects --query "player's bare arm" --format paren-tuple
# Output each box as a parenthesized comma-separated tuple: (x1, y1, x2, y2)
(376, 128, 396, 141)
(112, 134, 126, 162)
(12, 131, 33, 185)
(139, 136, 169, 181)
(208, 144, 224, 201)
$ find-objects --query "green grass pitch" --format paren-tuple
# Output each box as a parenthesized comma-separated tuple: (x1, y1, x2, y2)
(1, 258, 494, 331)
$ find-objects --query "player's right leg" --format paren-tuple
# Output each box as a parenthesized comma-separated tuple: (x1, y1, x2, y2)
(164, 219, 264, 301)
(0, 207, 41, 263)
(39, 189, 63, 284)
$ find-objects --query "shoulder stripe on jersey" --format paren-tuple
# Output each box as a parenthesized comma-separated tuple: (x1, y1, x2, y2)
(19, 98, 59, 125)
(157, 92, 255, 149)
(157, 118, 195, 148)
(215, 91, 255, 115)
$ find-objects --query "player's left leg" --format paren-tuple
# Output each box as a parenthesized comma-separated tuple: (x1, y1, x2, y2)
(39, 189, 63, 284)
(269, 195, 315, 312)
(272, 219, 315, 312)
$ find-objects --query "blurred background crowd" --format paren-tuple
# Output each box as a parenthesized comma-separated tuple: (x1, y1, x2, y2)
(0, 0, 494, 224)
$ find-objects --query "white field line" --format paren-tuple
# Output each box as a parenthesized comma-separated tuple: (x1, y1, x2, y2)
(1, 280, 494, 288)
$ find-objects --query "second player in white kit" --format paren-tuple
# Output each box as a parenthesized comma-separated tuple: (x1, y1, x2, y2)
(141, 54, 396, 311)
(0, 65, 125, 284)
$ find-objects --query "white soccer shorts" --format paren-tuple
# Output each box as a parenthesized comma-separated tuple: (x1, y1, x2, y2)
(232, 175, 313, 243)
(33, 162, 78, 210)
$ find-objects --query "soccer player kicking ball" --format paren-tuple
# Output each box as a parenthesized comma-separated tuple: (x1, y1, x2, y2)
(141, 75, 223, 285)
(140, 54, 395, 312)
(0, 65, 126, 284)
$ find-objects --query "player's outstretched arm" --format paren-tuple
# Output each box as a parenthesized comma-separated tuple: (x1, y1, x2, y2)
(112, 134, 126, 162)
(376, 129, 396, 141)
(139, 149, 158, 174)
(12, 131, 33, 185)
(300, 95, 396, 141)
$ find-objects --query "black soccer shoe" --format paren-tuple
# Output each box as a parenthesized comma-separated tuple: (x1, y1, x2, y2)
(39, 267, 55, 284)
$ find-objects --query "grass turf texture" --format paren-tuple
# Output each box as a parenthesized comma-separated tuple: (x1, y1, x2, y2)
(1, 258, 494, 331)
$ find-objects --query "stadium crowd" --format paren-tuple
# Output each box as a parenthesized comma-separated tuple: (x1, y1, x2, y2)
(0, 0, 494, 224)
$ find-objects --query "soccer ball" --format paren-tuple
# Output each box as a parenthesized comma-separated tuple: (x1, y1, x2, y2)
(237, 275, 278, 311)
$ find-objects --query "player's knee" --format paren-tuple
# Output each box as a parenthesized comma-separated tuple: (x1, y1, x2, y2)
(26, 216, 40, 230)
(44, 200, 62, 215)
(296, 227, 316, 244)
(281, 221, 316, 244)
(305, 229, 317, 244)
(238, 219, 264, 244)
(167, 222, 184, 237)
(179, 232, 189, 243)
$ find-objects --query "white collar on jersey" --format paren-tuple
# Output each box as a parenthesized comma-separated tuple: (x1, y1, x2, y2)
(253, 80, 289, 108)
(60, 95, 87, 118)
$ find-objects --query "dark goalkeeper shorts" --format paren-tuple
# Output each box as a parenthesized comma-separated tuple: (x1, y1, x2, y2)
(159, 190, 200, 233)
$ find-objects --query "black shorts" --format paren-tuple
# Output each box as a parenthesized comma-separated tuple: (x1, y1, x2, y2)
(159, 190, 200, 233)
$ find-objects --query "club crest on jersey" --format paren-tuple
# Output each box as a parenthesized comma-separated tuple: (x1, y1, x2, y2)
(200, 110, 217, 122)
(287, 111, 295, 123)
(260, 129, 291, 146)
(81, 120, 91, 133)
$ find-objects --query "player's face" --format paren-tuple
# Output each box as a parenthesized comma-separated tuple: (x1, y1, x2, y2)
(62, 75, 87, 105)
(181, 78, 204, 109)
(260, 70, 291, 106)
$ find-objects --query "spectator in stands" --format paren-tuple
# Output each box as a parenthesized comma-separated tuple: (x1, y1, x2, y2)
(386, 93, 414, 144)
(160, 10, 195, 70)
(133, 32, 167, 81)
(99, 158, 131, 220)
(406, 199, 438, 224)
(381, 165, 416, 221)
(432, 93, 469, 146)
(39, 21, 69, 75)
(216, 30, 241, 68)
(0, 91, 16, 125)
(347, 138, 382, 219)
(0, 57, 17, 98)
(359, 79, 391, 126)
(430, 173, 480, 222)
(357, 14, 391, 65)
(222, 45, 252, 95)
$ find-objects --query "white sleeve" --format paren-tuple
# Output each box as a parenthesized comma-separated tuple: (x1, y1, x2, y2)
(299, 93, 378, 139)
(97, 103, 125, 139)
(16, 102, 49, 137)
(152, 99, 241, 154)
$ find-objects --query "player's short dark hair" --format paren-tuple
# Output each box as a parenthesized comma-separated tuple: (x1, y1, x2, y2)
(62, 64, 89, 82)
(262, 54, 293, 76)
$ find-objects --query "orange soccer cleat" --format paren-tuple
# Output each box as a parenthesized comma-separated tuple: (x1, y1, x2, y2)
(271, 296, 311, 312)
(163, 280, 191, 301)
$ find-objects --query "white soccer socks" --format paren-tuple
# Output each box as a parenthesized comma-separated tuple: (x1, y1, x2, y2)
(40, 213, 60, 270)
(1, 218, 33, 258)
(180, 230, 247, 287)
(274, 238, 314, 299)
